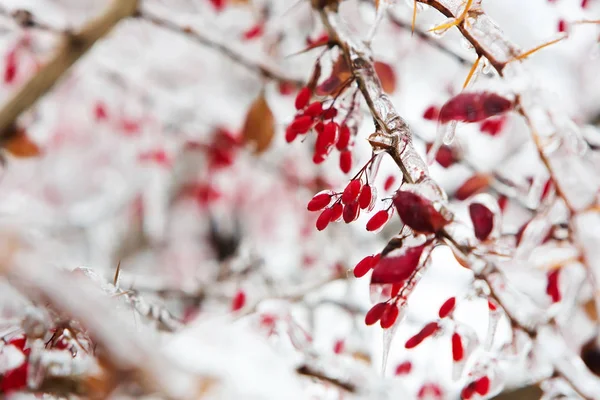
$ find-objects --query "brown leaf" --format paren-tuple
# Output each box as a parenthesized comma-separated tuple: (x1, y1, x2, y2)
(3, 127, 41, 158)
(241, 91, 275, 154)
(454, 174, 492, 201)
(374, 61, 397, 93)
(316, 55, 353, 96)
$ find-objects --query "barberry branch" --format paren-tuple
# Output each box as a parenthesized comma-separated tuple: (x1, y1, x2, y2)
(137, 10, 304, 87)
(316, 2, 597, 397)
(0, 0, 139, 138)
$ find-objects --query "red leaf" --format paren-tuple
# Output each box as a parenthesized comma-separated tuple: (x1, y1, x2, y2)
(371, 245, 426, 284)
(374, 61, 397, 93)
(469, 203, 494, 241)
(393, 191, 449, 233)
(439, 92, 513, 124)
(479, 117, 505, 136)
(438, 297, 456, 318)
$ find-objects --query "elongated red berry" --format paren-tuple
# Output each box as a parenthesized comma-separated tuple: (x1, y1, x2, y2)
(365, 302, 388, 325)
(330, 202, 343, 221)
(405, 322, 439, 349)
(231, 290, 246, 311)
(358, 185, 373, 209)
(290, 115, 314, 133)
(452, 332, 464, 361)
(366, 210, 389, 232)
(343, 201, 360, 223)
(285, 126, 298, 143)
(316, 122, 337, 153)
(438, 297, 456, 318)
(333, 339, 344, 354)
(380, 304, 399, 328)
(340, 150, 352, 173)
(307, 192, 332, 211)
(547, 269, 561, 303)
(395, 361, 412, 375)
(353, 254, 378, 278)
(305, 101, 324, 118)
(342, 180, 362, 204)
(316, 207, 333, 231)
(323, 106, 338, 119)
(4, 50, 17, 84)
(336, 124, 351, 150)
(295, 87, 311, 110)
(384, 176, 396, 191)
(474, 376, 490, 395)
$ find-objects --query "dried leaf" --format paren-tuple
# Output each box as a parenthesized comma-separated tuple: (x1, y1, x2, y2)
(3, 126, 41, 158)
(316, 55, 353, 96)
(455, 174, 492, 201)
(241, 91, 275, 154)
(374, 61, 396, 93)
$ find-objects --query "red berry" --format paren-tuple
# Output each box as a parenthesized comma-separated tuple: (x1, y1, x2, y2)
(558, 19, 567, 33)
(330, 202, 343, 221)
(395, 361, 412, 375)
(353, 254, 377, 278)
(547, 269, 561, 303)
(474, 376, 490, 395)
(290, 115, 314, 133)
(316, 207, 333, 231)
(333, 339, 344, 354)
(307, 192, 332, 211)
(365, 302, 388, 325)
(323, 106, 338, 119)
(438, 297, 456, 318)
(423, 105, 439, 121)
(384, 176, 396, 191)
(336, 124, 351, 150)
(342, 201, 360, 223)
(405, 322, 439, 349)
(285, 126, 298, 143)
(380, 304, 399, 328)
(452, 332, 464, 361)
(358, 185, 373, 209)
(340, 151, 352, 173)
(305, 101, 324, 118)
(295, 87, 311, 110)
(342, 180, 362, 204)
(231, 290, 246, 311)
(366, 210, 389, 231)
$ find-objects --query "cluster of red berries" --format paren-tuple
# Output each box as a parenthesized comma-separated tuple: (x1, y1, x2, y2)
(286, 87, 354, 173)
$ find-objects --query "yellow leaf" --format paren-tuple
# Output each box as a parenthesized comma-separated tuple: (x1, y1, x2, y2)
(242, 92, 275, 154)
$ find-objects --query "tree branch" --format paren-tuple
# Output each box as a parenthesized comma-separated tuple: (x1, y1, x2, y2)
(137, 10, 304, 87)
(0, 0, 139, 138)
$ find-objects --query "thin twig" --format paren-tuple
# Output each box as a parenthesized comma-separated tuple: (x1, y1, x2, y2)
(0, 0, 139, 138)
(137, 10, 304, 87)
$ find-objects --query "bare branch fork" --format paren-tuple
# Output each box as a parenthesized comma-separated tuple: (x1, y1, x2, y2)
(316, 1, 599, 398)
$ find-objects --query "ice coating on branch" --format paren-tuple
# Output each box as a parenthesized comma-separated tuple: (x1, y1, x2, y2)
(574, 212, 600, 294)
(538, 326, 600, 398)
